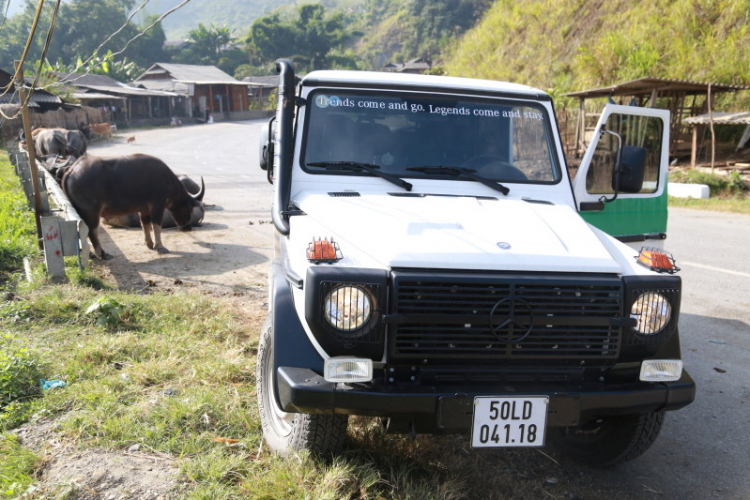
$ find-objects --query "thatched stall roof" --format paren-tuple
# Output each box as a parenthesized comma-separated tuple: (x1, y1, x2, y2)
(564, 77, 749, 99)
(564, 77, 750, 158)
(684, 111, 750, 126)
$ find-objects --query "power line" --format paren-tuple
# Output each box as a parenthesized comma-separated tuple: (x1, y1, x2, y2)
(0, 0, 48, 120)
(1, 0, 193, 121)
(1, 0, 61, 120)
(64, 0, 153, 81)
(45, 0, 192, 89)
(0, 0, 13, 37)
(0, 0, 45, 97)
(29, 0, 61, 93)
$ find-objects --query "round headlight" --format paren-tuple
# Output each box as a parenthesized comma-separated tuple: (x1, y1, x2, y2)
(630, 292, 672, 334)
(324, 285, 372, 331)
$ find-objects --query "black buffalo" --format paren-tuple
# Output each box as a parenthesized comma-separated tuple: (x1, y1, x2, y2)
(31, 128, 88, 159)
(102, 175, 205, 229)
(62, 154, 204, 259)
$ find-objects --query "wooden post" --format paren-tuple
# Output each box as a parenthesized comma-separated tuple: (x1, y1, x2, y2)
(691, 125, 698, 168)
(15, 61, 44, 249)
(574, 98, 583, 158)
(40, 216, 66, 282)
(708, 83, 715, 173)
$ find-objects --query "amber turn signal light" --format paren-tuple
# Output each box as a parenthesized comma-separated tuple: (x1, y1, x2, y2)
(636, 247, 679, 274)
(307, 238, 343, 263)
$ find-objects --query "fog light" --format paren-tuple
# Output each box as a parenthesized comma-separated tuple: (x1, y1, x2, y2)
(324, 357, 372, 383)
(640, 360, 683, 382)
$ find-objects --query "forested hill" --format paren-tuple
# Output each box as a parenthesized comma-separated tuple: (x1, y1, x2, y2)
(141, 0, 343, 39)
(441, 0, 750, 102)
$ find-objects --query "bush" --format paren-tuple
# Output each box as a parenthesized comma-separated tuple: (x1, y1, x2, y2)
(0, 335, 45, 408)
(669, 169, 748, 197)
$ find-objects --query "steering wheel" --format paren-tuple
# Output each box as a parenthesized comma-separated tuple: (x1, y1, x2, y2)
(462, 155, 528, 181)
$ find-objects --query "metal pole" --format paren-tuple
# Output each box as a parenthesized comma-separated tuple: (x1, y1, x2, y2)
(15, 60, 44, 249)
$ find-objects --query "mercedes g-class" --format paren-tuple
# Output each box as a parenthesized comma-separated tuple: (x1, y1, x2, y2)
(256, 60, 695, 466)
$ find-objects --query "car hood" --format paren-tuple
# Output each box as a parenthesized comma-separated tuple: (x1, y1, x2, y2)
(293, 192, 622, 274)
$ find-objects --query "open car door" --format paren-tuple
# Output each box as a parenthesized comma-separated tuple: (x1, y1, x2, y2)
(572, 104, 670, 247)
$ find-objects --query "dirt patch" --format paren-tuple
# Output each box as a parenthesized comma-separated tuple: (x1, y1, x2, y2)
(33, 449, 182, 499)
(12, 417, 183, 499)
(92, 207, 274, 297)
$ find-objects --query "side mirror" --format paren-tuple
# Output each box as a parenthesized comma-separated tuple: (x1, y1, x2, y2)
(599, 129, 647, 203)
(613, 145, 647, 193)
(259, 117, 275, 172)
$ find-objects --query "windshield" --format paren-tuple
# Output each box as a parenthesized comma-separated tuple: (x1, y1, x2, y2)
(302, 90, 561, 184)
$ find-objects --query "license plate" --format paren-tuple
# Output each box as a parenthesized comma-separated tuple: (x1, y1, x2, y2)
(471, 396, 548, 448)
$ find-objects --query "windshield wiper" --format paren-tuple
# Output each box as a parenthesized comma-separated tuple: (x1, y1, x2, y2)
(307, 161, 412, 191)
(406, 166, 509, 195)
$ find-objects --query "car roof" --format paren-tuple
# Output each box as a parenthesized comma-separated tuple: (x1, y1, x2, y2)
(300, 70, 550, 100)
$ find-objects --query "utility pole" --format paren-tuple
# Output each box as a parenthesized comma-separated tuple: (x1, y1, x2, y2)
(15, 60, 44, 249)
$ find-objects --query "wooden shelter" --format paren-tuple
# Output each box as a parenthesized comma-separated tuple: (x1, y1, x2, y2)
(564, 77, 750, 158)
(57, 72, 180, 125)
(133, 63, 250, 121)
(683, 112, 750, 167)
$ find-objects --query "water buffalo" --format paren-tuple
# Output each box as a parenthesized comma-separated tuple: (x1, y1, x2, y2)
(62, 154, 204, 259)
(102, 174, 205, 229)
(32, 128, 88, 158)
(39, 155, 78, 183)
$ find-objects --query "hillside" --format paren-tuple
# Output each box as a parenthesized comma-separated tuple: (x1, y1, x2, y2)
(143, 0, 348, 40)
(352, 0, 489, 69)
(441, 0, 750, 105)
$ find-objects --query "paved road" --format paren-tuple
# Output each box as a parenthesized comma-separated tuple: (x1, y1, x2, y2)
(90, 123, 750, 499)
(601, 207, 750, 500)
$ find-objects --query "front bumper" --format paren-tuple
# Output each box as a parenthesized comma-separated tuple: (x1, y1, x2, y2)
(277, 366, 696, 431)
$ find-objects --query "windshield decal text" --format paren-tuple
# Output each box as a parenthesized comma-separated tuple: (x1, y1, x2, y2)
(315, 94, 543, 121)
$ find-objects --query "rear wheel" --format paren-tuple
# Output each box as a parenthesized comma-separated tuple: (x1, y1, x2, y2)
(256, 318, 348, 456)
(548, 412, 664, 468)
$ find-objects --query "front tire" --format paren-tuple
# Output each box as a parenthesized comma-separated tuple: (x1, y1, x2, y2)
(256, 318, 348, 456)
(548, 412, 665, 467)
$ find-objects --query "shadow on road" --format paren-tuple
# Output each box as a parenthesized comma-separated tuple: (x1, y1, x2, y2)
(95, 227, 148, 291)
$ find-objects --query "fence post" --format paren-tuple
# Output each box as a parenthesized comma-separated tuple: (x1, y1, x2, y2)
(15, 61, 44, 249)
(40, 216, 66, 282)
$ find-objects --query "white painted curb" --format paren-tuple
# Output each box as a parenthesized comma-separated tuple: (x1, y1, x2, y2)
(668, 183, 710, 199)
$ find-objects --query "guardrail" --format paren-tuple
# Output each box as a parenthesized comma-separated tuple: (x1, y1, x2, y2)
(6, 140, 89, 281)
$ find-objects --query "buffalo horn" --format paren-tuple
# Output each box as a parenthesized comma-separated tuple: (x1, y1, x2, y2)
(190, 176, 205, 202)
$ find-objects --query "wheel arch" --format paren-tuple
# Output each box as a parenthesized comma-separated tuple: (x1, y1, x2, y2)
(269, 259, 325, 408)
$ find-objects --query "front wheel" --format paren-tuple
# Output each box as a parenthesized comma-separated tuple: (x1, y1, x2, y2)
(256, 318, 348, 456)
(548, 412, 665, 468)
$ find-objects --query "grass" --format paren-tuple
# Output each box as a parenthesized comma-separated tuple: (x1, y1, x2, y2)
(0, 152, 38, 286)
(0, 433, 41, 498)
(669, 196, 750, 214)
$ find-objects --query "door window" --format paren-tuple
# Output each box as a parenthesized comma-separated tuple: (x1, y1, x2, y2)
(585, 114, 663, 194)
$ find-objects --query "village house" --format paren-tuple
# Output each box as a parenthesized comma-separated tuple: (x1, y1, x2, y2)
(56, 72, 181, 126)
(133, 63, 251, 121)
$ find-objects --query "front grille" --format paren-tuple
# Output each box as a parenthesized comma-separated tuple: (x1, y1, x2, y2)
(389, 272, 623, 361)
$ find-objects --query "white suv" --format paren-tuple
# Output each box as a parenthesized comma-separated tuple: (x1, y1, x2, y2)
(256, 60, 694, 467)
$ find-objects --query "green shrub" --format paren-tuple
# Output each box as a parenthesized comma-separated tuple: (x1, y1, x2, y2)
(669, 169, 748, 197)
(85, 296, 126, 328)
(0, 335, 45, 408)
